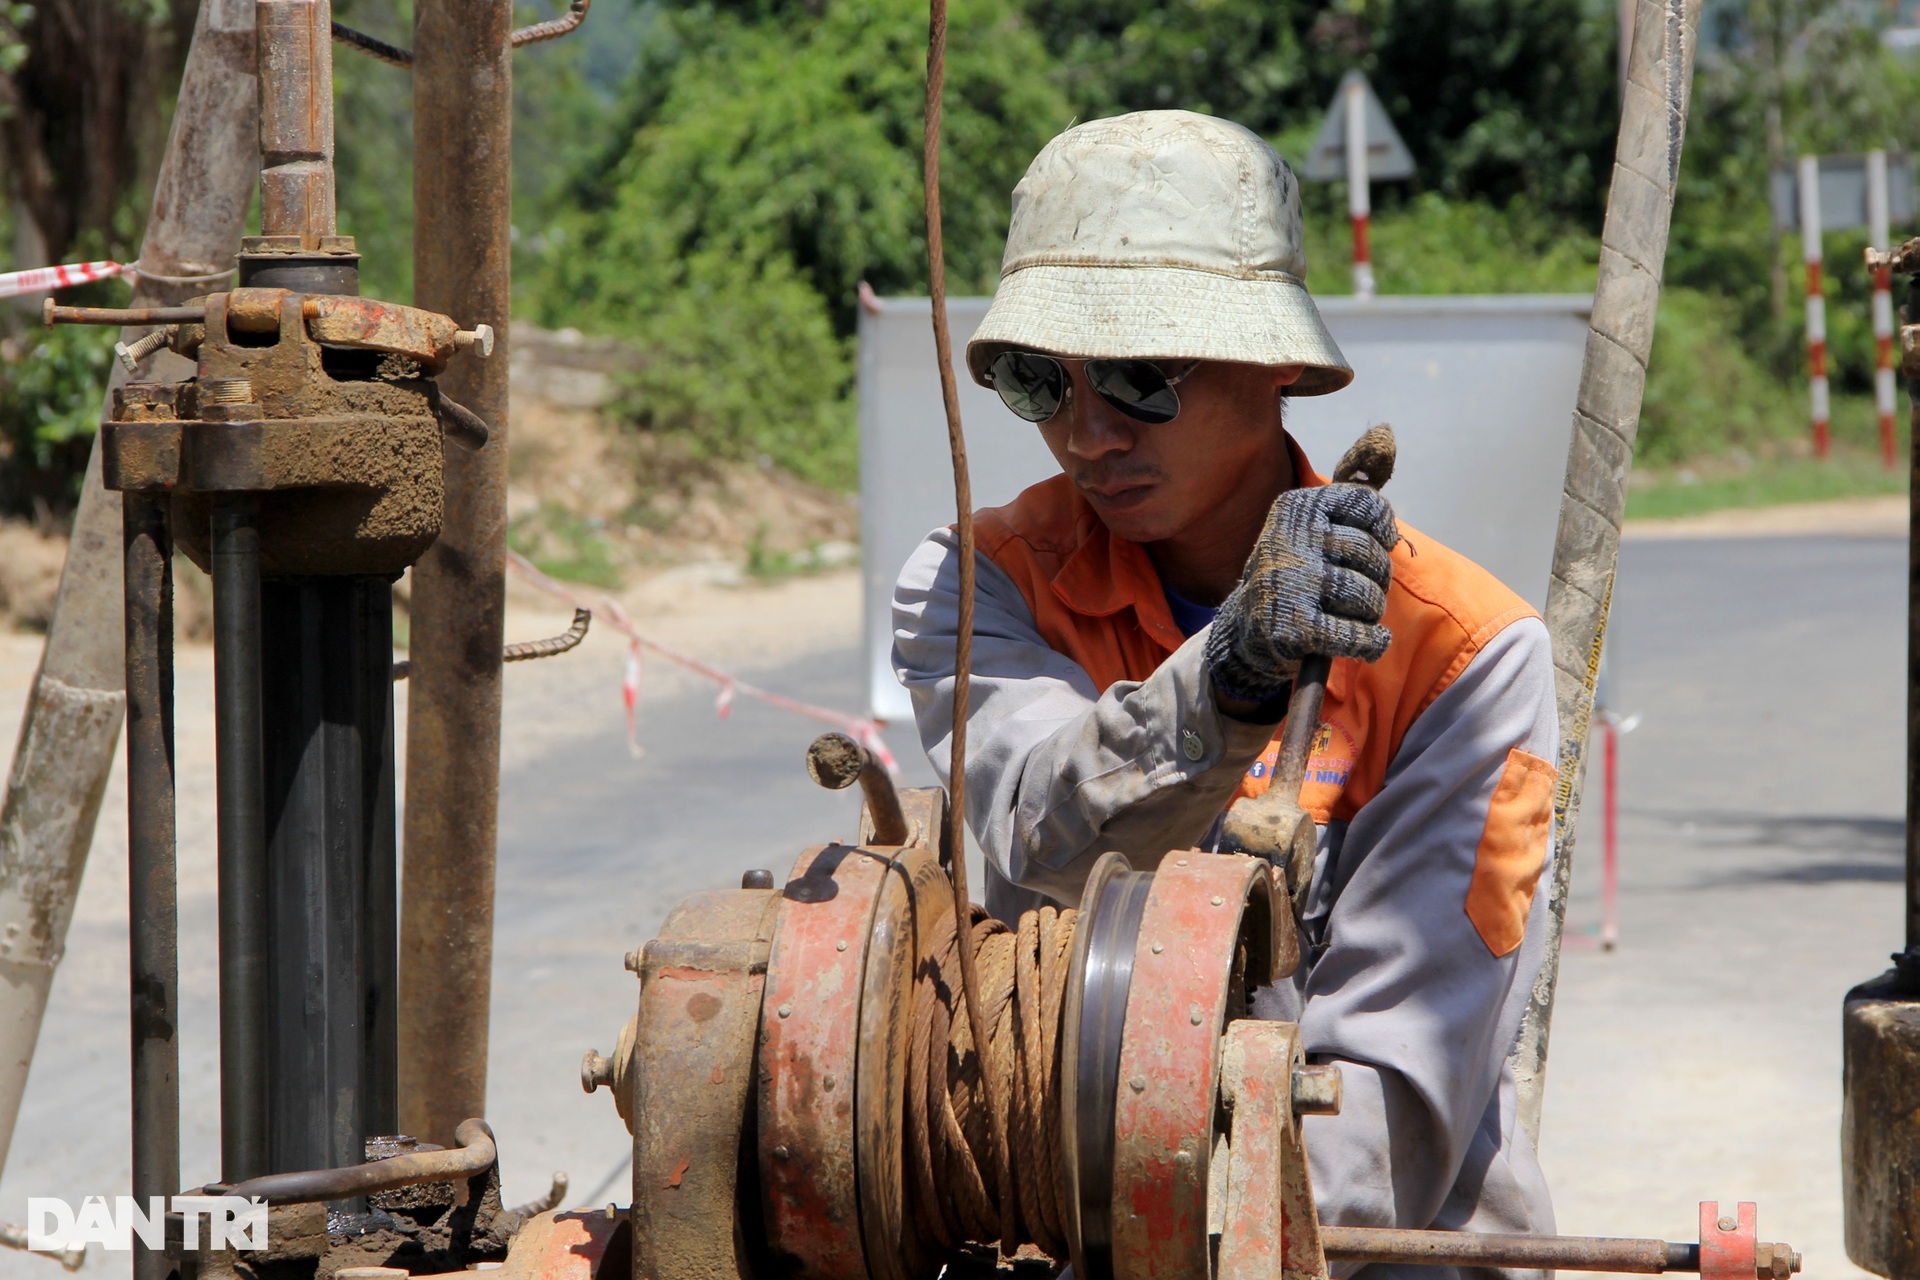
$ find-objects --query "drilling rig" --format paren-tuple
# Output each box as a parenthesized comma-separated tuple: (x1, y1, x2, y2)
(20, 0, 1859, 1278)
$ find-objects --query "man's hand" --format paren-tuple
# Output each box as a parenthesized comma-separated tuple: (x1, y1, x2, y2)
(1203, 483, 1400, 704)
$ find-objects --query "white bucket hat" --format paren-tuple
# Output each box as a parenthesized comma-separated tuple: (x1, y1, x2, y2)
(966, 110, 1353, 396)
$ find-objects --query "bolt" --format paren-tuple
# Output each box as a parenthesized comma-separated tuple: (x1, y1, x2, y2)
(581, 1049, 615, 1094)
(1175, 858, 1188, 867)
(201, 377, 253, 406)
(778, 1003, 793, 1018)
(741, 868, 774, 890)
(1291, 1063, 1342, 1116)
(773, 1145, 791, 1161)
(823, 1073, 837, 1091)
(1211, 895, 1225, 906)
(1150, 941, 1164, 954)
(1189, 1004, 1204, 1025)
(1129, 1076, 1146, 1093)
(454, 324, 496, 358)
(1720, 1218, 1737, 1233)
(837, 940, 849, 952)
(624, 948, 645, 975)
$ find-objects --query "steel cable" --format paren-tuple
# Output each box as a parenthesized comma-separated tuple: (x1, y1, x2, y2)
(903, 902, 1078, 1270)
(921, 0, 1013, 1257)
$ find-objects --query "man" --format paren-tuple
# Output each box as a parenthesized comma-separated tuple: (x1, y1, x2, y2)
(892, 110, 1558, 1264)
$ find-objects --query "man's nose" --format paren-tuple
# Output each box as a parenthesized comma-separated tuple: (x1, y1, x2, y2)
(1060, 372, 1136, 459)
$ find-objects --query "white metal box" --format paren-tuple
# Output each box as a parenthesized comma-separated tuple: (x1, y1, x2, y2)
(857, 294, 1593, 723)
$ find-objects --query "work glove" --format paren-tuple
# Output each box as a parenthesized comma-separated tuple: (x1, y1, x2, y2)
(1202, 483, 1400, 704)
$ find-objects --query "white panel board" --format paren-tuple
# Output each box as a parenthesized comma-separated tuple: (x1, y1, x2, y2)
(858, 293, 1591, 723)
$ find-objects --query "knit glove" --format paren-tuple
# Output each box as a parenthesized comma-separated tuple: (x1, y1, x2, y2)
(1203, 483, 1400, 704)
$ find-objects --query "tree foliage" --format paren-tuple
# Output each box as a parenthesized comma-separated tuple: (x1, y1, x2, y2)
(528, 0, 1070, 483)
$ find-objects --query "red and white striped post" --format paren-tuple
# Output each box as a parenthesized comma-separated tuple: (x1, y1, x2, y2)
(1869, 149, 1897, 470)
(1346, 75, 1374, 299)
(1799, 153, 1831, 458)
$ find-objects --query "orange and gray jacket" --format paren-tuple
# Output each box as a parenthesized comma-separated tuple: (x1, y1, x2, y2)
(891, 436, 1559, 1277)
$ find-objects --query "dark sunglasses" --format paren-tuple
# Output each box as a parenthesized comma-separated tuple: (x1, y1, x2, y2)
(985, 351, 1199, 425)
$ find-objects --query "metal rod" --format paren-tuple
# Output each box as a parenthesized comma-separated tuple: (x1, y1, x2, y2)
(256, 0, 336, 242)
(44, 303, 206, 328)
(401, 0, 512, 1148)
(1907, 269, 1920, 954)
(805, 732, 910, 846)
(213, 1117, 495, 1206)
(212, 501, 269, 1182)
(358, 578, 399, 1139)
(0, 0, 260, 1193)
(123, 493, 179, 1280)
(1321, 1226, 1691, 1274)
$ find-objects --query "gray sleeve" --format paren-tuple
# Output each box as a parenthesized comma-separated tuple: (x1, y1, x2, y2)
(1257, 618, 1558, 1238)
(891, 526, 1278, 904)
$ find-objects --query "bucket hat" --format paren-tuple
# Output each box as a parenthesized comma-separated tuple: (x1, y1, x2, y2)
(966, 110, 1352, 396)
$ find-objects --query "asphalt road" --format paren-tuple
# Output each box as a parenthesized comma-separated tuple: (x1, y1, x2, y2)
(0, 533, 1906, 1279)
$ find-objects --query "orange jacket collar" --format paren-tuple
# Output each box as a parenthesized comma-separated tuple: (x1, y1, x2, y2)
(1047, 429, 1326, 645)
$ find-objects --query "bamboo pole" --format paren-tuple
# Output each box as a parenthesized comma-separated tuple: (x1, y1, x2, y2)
(1510, 0, 1704, 1142)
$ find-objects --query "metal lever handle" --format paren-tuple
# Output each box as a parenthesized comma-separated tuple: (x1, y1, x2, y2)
(1218, 424, 1397, 916)
(806, 732, 910, 847)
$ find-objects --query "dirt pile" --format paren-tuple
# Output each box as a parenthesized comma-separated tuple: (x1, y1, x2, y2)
(506, 396, 857, 587)
(0, 523, 64, 630)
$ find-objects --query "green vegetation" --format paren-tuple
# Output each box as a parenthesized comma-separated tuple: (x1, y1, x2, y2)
(508, 501, 624, 587)
(10, 0, 1920, 517)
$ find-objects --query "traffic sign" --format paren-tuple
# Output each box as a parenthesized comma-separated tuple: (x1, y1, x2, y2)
(1770, 152, 1915, 232)
(1303, 71, 1415, 182)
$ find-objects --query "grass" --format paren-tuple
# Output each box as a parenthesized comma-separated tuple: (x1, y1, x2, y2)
(508, 501, 624, 588)
(1625, 390, 1909, 520)
(1626, 449, 1908, 520)
(742, 524, 855, 582)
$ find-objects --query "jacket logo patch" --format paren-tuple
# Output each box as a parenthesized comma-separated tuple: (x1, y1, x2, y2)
(1302, 721, 1356, 790)
(1235, 720, 1357, 813)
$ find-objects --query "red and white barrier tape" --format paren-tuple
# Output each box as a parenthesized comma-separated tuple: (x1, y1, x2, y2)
(0, 260, 124, 299)
(505, 549, 898, 775)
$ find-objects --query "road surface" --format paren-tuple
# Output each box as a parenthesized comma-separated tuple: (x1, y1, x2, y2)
(0, 532, 1902, 1279)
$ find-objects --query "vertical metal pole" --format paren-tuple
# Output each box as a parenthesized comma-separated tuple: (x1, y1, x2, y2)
(1345, 75, 1373, 299)
(1907, 273, 1920, 957)
(1869, 150, 1897, 473)
(1799, 154, 1831, 459)
(256, 0, 335, 243)
(212, 500, 268, 1182)
(402, 0, 512, 1145)
(0, 0, 258, 1185)
(359, 578, 399, 1140)
(123, 494, 178, 1280)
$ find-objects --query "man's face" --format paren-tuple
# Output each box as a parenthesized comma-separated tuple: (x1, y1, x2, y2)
(1032, 357, 1304, 544)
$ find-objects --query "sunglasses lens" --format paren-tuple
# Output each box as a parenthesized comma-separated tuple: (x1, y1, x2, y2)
(1088, 360, 1182, 424)
(989, 351, 1066, 422)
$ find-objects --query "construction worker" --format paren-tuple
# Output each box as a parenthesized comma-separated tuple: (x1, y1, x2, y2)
(893, 111, 1557, 1269)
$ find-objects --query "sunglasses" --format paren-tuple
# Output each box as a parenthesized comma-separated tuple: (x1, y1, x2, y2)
(986, 351, 1200, 425)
